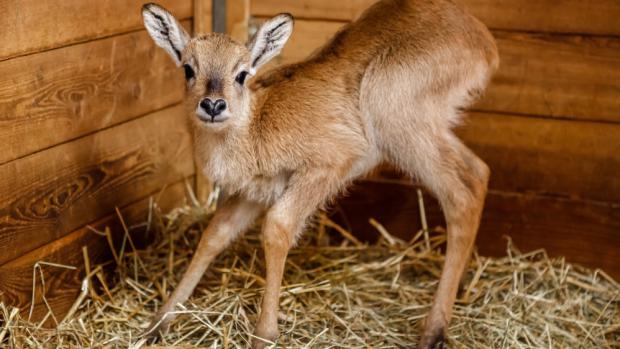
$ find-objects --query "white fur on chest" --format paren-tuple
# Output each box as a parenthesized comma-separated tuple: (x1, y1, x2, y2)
(201, 148, 289, 205)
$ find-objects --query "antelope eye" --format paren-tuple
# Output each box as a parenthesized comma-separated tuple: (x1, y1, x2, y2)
(183, 64, 195, 81)
(235, 71, 249, 85)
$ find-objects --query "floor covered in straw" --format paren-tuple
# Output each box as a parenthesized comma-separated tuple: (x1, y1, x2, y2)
(1, 200, 619, 348)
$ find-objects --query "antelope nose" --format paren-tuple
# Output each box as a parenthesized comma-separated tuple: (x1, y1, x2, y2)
(200, 98, 227, 117)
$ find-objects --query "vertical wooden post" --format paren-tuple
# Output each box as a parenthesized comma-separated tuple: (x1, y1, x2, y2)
(213, 0, 227, 33)
(227, 0, 250, 42)
(193, 0, 213, 204)
(194, 0, 213, 35)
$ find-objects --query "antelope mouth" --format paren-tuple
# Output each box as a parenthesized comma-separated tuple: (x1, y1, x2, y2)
(195, 109, 229, 124)
(198, 115, 229, 124)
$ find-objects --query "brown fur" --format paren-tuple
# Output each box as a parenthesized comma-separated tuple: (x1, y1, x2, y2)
(142, 1, 498, 348)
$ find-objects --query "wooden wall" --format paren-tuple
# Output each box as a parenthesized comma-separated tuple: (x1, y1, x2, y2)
(246, 0, 620, 277)
(0, 0, 212, 322)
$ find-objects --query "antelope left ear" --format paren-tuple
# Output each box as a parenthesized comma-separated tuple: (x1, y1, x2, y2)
(247, 13, 294, 74)
(142, 3, 190, 66)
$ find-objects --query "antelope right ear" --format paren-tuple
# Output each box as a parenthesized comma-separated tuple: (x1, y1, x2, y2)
(247, 13, 294, 74)
(142, 3, 190, 66)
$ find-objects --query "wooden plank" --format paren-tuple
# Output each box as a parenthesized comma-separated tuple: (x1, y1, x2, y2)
(194, 0, 214, 35)
(259, 19, 620, 123)
(463, 0, 620, 37)
(332, 181, 620, 279)
(0, 105, 194, 265)
(250, 0, 620, 36)
(0, 0, 194, 60)
(251, 0, 376, 21)
(458, 112, 620, 203)
(0, 22, 191, 165)
(213, 0, 227, 33)
(478, 31, 620, 123)
(228, 0, 251, 42)
(0, 180, 189, 323)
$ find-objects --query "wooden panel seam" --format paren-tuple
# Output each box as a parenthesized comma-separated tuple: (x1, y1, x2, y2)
(0, 20, 192, 165)
(0, 19, 194, 63)
(0, 104, 194, 265)
(467, 109, 620, 126)
(1, 102, 185, 167)
(0, 179, 189, 322)
(0, 0, 197, 62)
(0, 178, 191, 268)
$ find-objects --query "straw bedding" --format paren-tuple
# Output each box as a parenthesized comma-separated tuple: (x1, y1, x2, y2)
(1, 198, 618, 348)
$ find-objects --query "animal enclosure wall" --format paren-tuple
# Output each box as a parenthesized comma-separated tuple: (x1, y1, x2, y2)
(0, 0, 212, 323)
(241, 0, 620, 274)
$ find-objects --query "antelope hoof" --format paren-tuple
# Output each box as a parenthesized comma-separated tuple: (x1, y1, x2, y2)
(417, 330, 446, 349)
(252, 329, 279, 349)
(252, 337, 276, 349)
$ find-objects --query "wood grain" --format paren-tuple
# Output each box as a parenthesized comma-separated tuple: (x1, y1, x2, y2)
(257, 19, 620, 122)
(458, 112, 620, 203)
(252, 0, 376, 22)
(463, 0, 620, 36)
(478, 31, 620, 123)
(194, 0, 214, 35)
(0, 105, 194, 265)
(0, 22, 191, 165)
(0, 180, 188, 323)
(251, 0, 620, 35)
(333, 181, 620, 280)
(228, 0, 251, 42)
(0, 0, 194, 60)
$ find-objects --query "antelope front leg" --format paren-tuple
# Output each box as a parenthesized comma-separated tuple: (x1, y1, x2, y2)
(143, 196, 263, 337)
(252, 212, 294, 348)
(251, 169, 346, 349)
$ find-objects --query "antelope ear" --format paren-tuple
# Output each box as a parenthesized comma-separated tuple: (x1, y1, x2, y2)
(142, 3, 190, 66)
(247, 13, 294, 73)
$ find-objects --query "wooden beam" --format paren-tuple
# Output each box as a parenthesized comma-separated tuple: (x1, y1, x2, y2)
(0, 105, 194, 265)
(250, 0, 620, 36)
(463, 0, 620, 36)
(332, 180, 620, 279)
(251, 0, 375, 22)
(0, 180, 188, 323)
(194, 0, 213, 35)
(212, 0, 227, 33)
(0, 0, 193, 60)
(228, 0, 250, 42)
(0, 22, 191, 165)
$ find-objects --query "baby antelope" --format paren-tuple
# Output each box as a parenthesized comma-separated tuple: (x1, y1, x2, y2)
(142, 0, 498, 347)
